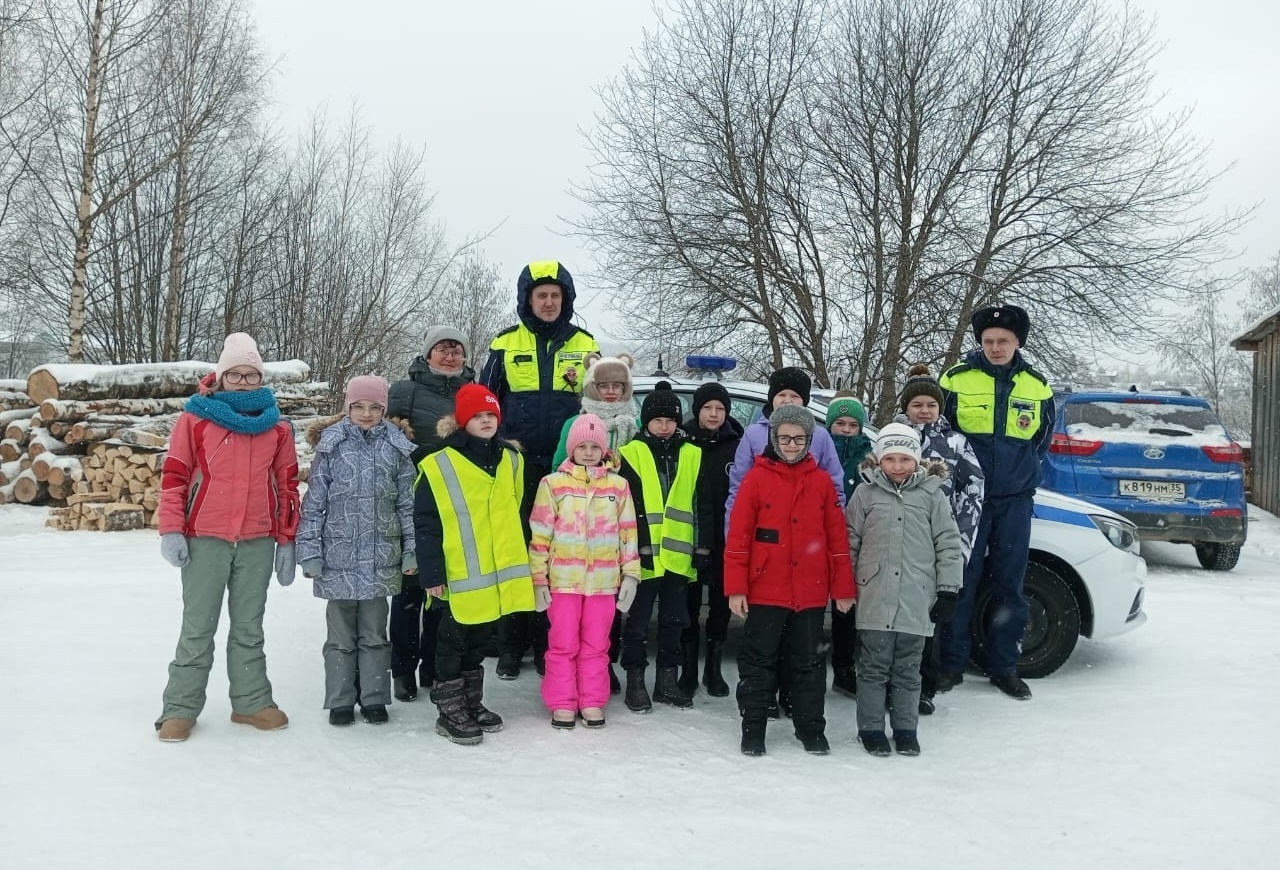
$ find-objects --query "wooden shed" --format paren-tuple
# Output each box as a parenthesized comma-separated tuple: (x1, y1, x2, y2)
(1233, 305, 1280, 514)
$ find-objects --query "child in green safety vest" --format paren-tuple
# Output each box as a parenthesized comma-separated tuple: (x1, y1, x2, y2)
(616, 381, 713, 713)
(413, 383, 536, 745)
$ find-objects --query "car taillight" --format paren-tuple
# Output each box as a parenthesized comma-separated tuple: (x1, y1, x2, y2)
(1202, 443, 1243, 464)
(1050, 433, 1103, 456)
(1210, 508, 1243, 517)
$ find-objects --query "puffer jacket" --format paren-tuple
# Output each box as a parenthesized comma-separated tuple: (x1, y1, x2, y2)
(725, 416, 846, 527)
(845, 459, 964, 637)
(723, 452, 855, 611)
(894, 412, 985, 562)
(387, 357, 475, 458)
(158, 411, 299, 543)
(528, 460, 642, 594)
(297, 417, 417, 600)
(684, 416, 743, 551)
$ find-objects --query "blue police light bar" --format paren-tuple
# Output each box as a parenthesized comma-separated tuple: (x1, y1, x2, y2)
(686, 355, 737, 372)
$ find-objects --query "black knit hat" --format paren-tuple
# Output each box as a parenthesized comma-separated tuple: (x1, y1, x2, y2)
(971, 304, 1030, 347)
(691, 381, 731, 420)
(899, 363, 945, 411)
(641, 381, 683, 426)
(767, 367, 812, 407)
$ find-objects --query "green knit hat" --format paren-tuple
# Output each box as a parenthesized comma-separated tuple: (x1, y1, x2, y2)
(826, 396, 866, 429)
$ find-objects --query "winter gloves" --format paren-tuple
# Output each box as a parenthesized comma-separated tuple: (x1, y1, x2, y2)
(534, 586, 553, 613)
(274, 542, 296, 586)
(160, 533, 189, 568)
(616, 575, 639, 613)
(930, 590, 959, 624)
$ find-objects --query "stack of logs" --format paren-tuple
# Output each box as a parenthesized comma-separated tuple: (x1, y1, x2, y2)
(0, 362, 329, 531)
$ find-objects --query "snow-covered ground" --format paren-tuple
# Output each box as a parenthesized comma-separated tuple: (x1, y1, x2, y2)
(2, 504, 1277, 869)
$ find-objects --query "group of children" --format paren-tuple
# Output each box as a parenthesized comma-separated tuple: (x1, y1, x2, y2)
(155, 333, 984, 759)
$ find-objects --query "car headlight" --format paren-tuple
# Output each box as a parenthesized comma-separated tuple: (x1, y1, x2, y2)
(1090, 515, 1140, 554)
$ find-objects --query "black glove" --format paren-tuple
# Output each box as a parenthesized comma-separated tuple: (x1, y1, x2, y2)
(692, 548, 712, 571)
(929, 591, 959, 624)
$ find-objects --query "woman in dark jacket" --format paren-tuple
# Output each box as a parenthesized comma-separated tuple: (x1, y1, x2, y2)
(385, 325, 475, 701)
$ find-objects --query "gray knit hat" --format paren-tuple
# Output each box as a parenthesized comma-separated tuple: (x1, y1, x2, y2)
(768, 404, 814, 463)
(423, 325, 468, 359)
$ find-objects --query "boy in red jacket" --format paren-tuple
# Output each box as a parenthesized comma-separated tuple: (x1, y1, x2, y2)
(725, 404, 855, 756)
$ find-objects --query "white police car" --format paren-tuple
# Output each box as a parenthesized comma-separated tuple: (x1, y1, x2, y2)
(634, 366, 1147, 678)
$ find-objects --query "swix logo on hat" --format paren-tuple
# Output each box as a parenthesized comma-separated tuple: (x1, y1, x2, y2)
(454, 383, 503, 429)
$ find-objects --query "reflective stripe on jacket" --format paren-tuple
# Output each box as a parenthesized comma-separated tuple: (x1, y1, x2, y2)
(618, 439, 702, 580)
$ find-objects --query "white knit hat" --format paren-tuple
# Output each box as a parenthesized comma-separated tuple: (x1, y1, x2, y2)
(874, 422, 921, 461)
(215, 332, 265, 381)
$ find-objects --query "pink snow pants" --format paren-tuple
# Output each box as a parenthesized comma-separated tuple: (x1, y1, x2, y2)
(542, 591, 617, 711)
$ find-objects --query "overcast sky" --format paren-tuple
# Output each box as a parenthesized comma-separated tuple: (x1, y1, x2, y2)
(249, 0, 1279, 346)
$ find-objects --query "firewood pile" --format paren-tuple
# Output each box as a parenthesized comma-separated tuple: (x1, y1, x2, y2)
(0, 362, 331, 531)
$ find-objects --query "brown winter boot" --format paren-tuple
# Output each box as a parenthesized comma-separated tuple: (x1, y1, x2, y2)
(230, 705, 289, 731)
(156, 718, 195, 742)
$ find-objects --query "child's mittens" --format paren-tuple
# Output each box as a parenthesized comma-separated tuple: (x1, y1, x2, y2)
(160, 533, 189, 568)
(274, 542, 296, 587)
(534, 586, 553, 612)
(300, 558, 324, 579)
(929, 590, 959, 624)
(616, 575, 639, 613)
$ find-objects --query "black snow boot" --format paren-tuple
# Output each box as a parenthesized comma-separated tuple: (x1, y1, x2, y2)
(918, 693, 936, 716)
(894, 729, 921, 756)
(990, 673, 1032, 700)
(934, 671, 964, 693)
(741, 718, 767, 756)
(393, 673, 417, 702)
(702, 640, 730, 697)
(461, 668, 503, 732)
(766, 696, 780, 720)
(329, 706, 355, 726)
(430, 678, 483, 745)
(677, 634, 699, 696)
(624, 667, 652, 713)
(653, 666, 694, 708)
(858, 729, 892, 757)
(533, 648, 546, 677)
(495, 652, 520, 680)
(360, 704, 389, 725)
(796, 731, 830, 755)
(608, 664, 621, 695)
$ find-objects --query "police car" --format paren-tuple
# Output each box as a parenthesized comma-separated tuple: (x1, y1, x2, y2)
(633, 360, 1147, 678)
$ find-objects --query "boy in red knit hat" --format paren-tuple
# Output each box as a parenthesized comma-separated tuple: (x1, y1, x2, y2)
(414, 383, 536, 744)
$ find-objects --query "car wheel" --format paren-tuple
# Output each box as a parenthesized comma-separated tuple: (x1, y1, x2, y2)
(970, 561, 1081, 679)
(1193, 541, 1241, 571)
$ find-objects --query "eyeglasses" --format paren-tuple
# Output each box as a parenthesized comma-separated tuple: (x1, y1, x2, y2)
(776, 435, 808, 446)
(431, 343, 465, 358)
(223, 371, 262, 385)
(596, 382, 626, 392)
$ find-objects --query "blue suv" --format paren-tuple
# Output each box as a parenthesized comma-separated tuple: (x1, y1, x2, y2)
(1040, 390, 1247, 570)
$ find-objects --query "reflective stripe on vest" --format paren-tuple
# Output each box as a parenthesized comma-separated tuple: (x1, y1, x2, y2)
(488, 327, 598, 395)
(940, 366, 1053, 440)
(618, 441, 702, 580)
(418, 447, 535, 625)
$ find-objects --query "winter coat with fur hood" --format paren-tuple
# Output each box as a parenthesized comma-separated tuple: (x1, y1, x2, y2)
(894, 412, 985, 562)
(724, 451, 856, 611)
(845, 459, 964, 637)
(297, 416, 417, 600)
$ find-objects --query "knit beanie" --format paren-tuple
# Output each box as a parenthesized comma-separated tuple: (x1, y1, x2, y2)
(874, 422, 922, 462)
(641, 381, 683, 426)
(971, 304, 1031, 347)
(899, 364, 945, 411)
(454, 383, 502, 428)
(767, 367, 812, 407)
(215, 332, 265, 381)
(566, 413, 610, 459)
(691, 381, 732, 421)
(583, 353, 634, 402)
(768, 404, 815, 463)
(825, 395, 866, 429)
(344, 375, 389, 410)
(423, 325, 468, 359)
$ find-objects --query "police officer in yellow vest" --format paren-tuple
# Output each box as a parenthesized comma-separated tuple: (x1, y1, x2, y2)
(616, 382, 714, 713)
(936, 304, 1055, 701)
(414, 383, 535, 744)
(480, 261, 600, 679)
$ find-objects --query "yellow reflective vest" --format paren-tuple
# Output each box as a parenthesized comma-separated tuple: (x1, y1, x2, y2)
(618, 440, 702, 580)
(939, 365, 1053, 440)
(417, 446, 535, 625)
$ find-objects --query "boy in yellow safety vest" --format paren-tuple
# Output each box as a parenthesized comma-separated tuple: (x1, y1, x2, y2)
(414, 383, 536, 745)
(616, 381, 713, 713)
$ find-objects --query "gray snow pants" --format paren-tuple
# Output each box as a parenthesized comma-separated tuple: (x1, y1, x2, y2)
(324, 597, 392, 708)
(157, 536, 276, 725)
(856, 629, 927, 733)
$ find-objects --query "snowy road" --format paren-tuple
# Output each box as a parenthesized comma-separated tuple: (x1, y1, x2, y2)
(1, 503, 1276, 869)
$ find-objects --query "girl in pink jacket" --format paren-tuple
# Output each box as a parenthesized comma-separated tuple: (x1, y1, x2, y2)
(528, 414, 641, 728)
(153, 333, 300, 743)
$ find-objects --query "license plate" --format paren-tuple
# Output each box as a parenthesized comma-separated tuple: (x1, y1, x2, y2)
(1118, 479, 1185, 499)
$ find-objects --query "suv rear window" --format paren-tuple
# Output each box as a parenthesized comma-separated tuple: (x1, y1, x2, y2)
(1065, 400, 1227, 441)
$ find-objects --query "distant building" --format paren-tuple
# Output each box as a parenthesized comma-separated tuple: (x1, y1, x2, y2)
(1232, 305, 1280, 513)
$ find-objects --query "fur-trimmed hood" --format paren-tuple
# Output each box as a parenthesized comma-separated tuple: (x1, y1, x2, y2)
(858, 455, 950, 491)
(435, 414, 523, 452)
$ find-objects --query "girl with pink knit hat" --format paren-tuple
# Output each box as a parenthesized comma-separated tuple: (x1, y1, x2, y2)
(528, 414, 642, 728)
(154, 332, 300, 742)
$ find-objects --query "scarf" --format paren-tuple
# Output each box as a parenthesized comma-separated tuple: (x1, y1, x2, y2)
(186, 387, 281, 435)
(580, 396, 640, 451)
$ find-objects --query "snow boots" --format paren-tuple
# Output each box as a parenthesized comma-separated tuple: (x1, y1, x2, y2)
(796, 731, 830, 755)
(393, 673, 417, 702)
(653, 666, 694, 708)
(230, 705, 288, 731)
(741, 718, 767, 756)
(678, 635, 700, 696)
(156, 718, 194, 742)
(624, 667, 652, 713)
(461, 668, 503, 732)
(703, 640, 730, 697)
(990, 673, 1032, 700)
(430, 679, 483, 745)
(360, 704, 389, 725)
(858, 729, 892, 757)
(329, 706, 356, 726)
(894, 730, 921, 756)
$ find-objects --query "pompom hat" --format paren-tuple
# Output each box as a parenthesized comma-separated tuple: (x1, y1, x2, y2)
(899, 364, 945, 411)
(641, 381, 683, 426)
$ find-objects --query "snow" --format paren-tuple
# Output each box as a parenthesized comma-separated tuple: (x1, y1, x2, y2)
(1065, 402, 1231, 447)
(1, 506, 1278, 869)
(27, 359, 312, 386)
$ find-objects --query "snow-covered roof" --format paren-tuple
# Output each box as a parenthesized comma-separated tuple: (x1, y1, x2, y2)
(1232, 302, 1280, 350)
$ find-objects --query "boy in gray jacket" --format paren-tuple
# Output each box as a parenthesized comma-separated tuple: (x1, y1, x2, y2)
(846, 423, 963, 757)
